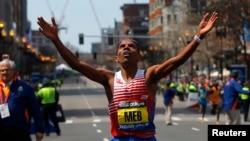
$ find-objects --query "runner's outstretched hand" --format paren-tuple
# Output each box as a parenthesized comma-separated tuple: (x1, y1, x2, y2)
(198, 12, 218, 38)
(37, 17, 59, 41)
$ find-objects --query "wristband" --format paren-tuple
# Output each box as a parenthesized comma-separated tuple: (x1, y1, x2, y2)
(194, 35, 202, 43)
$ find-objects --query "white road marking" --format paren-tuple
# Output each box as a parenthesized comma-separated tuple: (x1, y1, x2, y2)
(172, 116, 182, 121)
(93, 118, 101, 123)
(97, 129, 102, 133)
(191, 127, 200, 131)
(103, 138, 109, 141)
(65, 120, 73, 124)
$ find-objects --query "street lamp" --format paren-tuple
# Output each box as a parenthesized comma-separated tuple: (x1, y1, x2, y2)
(0, 21, 16, 56)
(0, 21, 4, 33)
(216, 26, 227, 81)
(0, 21, 4, 55)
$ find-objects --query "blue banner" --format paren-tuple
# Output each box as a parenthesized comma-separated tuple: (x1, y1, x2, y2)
(243, 19, 250, 42)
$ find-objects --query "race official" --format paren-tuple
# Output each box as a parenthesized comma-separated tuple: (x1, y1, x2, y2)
(0, 58, 44, 141)
(37, 79, 61, 136)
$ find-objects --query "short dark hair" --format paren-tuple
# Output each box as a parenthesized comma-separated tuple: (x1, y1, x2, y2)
(230, 70, 239, 77)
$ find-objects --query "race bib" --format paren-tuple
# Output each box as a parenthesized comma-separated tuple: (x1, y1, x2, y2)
(117, 101, 149, 130)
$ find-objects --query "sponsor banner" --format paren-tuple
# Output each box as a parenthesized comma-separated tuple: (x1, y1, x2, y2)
(186, 92, 199, 108)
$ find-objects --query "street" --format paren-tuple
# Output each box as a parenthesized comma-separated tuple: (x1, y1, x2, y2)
(32, 75, 248, 141)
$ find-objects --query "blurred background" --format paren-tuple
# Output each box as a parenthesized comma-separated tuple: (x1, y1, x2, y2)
(0, 0, 250, 84)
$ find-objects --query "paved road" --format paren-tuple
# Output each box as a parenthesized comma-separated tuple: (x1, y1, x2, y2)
(31, 75, 250, 141)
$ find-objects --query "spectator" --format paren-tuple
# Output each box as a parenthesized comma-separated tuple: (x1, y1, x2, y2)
(223, 70, 250, 125)
(37, 79, 61, 136)
(198, 83, 208, 123)
(239, 81, 250, 122)
(162, 82, 177, 125)
(2, 54, 10, 60)
(0, 58, 44, 141)
(176, 81, 185, 101)
(207, 81, 222, 125)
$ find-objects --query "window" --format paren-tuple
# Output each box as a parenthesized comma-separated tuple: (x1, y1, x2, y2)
(167, 14, 171, 25)
(174, 14, 177, 24)
(139, 9, 146, 17)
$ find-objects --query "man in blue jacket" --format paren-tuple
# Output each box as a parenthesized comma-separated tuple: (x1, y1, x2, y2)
(0, 58, 44, 141)
(223, 70, 250, 125)
(163, 81, 178, 125)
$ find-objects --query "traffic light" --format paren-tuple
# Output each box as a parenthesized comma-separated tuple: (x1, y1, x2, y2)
(93, 52, 97, 59)
(79, 33, 84, 45)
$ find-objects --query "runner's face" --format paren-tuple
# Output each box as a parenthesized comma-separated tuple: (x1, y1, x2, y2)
(115, 39, 140, 64)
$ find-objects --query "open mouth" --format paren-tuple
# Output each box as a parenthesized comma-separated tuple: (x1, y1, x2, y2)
(123, 51, 130, 56)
